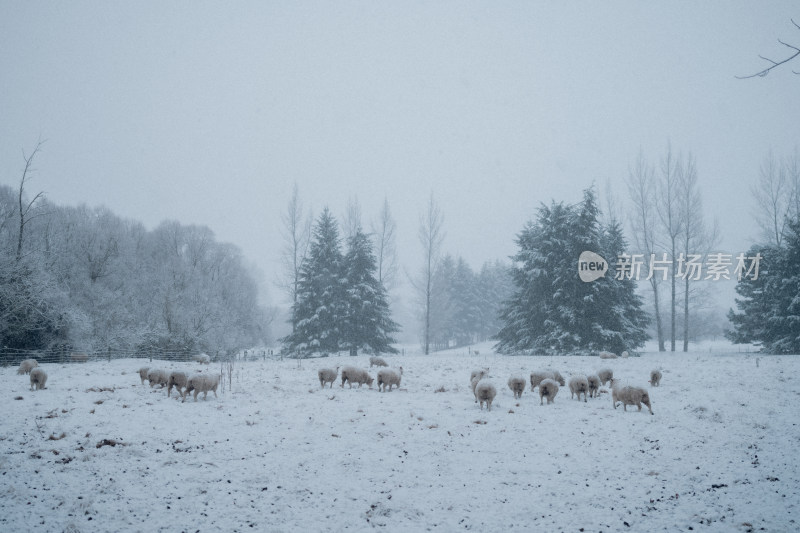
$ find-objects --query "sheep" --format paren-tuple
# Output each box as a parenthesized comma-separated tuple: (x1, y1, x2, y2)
(599, 351, 618, 359)
(597, 368, 614, 386)
(470, 369, 489, 403)
(167, 371, 188, 398)
(369, 356, 388, 368)
(475, 381, 497, 411)
(470, 368, 489, 383)
(184, 373, 220, 402)
(138, 367, 150, 384)
(317, 366, 339, 388)
(587, 374, 601, 398)
(507, 376, 526, 399)
(539, 378, 559, 405)
(30, 368, 47, 390)
(552, 370, 566, 387)
(649, 369, 662, 387)
(621, 350, 630, 358)
(610, 379, 653, 415)
(17, 359, 38, 375)
(341, 366, 374, 389)
(530, 371, 551, 390)
(569, 375, 589, 402)
(377, 367, 403, 392)
(146, 368, 168, 388)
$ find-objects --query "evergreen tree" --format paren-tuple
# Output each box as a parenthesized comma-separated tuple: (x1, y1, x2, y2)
(341, 227, 399, 356)
(494, 188, 649, 355)
(727, 216, 800, 353)
(281, 208, 345, 356)
(598, 221, 650, 353)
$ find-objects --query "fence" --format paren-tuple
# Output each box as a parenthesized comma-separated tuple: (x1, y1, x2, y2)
(0, 347, 277, 367)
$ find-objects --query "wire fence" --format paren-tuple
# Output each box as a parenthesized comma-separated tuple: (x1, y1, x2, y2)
(0, 347, 278, 368)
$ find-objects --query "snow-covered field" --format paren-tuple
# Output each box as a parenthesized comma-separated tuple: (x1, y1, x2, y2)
(2, 346, 798, 532)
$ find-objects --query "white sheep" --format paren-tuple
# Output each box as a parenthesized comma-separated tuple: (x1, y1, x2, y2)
(138, 367, 150, 384)
(341, 366, 374, 388)
(369, 356, 388, 368)
(377, 367, 403, 392)
(597, 368, 614, 386)
(184, 373, 220, 402)
(610, 378, 653, 415)
(470, 368, 489, 383)
(470, 369, 489, 403)
(529, 371, 552, 390)
(475, 381, 497, 411)
(147, 368, 168, 388)
(507, 376, 526, 399)
(599, 351, 618, 359)
(30, 368, 47, 390)
(569, 375, 589, 402)
(649, 369, 662, 387)
(530, 370, 564, 389)
(539, 378, 559, 405)
(17, 359, 38, 375)
(318, 366, 339, 389)
(587, 374, 601, 398)
(621, 350, 630, 358)
(167, 371, 188, 398)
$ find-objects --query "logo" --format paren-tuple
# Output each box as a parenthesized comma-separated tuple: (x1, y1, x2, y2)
(578, 251, 608, 282)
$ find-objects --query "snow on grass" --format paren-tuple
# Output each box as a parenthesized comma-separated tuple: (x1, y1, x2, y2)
(1, 348, 798, 531)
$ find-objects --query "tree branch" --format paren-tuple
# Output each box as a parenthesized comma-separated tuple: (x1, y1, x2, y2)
(737, 19, 800, 79)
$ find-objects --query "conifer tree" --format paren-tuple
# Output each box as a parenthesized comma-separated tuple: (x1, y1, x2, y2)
(341, 227, 399, 356)
(495, 189, 649, 355)
(281, 208, 345, 356)
(728, 216, 800, 353)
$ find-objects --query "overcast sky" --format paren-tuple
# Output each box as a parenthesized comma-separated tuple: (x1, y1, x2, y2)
(1, 2, 798, 312)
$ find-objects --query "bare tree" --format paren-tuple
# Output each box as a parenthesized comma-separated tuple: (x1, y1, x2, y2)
(677, 153, 719, 352)
(16, 141, 46, 261)
(371, 197, 398, 290)
(737, 19, 800, 79)
(626, 150, 666, 351)
(656, 144, 683, 352)
(752, 150, 792, 247)
(787, 148, 800, 221)
(416, 193, 445, 355)
(277, 183, 311, 332)
(342, 195, 362, 242)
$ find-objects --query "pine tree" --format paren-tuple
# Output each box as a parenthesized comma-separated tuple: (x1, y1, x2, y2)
(341, 227, 399, 356)
(727, 216, 800, 353)
(598, 220, 650, 353)
(281, 208, 345, 356)
(494, 188, 649, 355)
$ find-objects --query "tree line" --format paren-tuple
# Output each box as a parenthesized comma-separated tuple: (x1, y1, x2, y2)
(0, 146, 271, 355)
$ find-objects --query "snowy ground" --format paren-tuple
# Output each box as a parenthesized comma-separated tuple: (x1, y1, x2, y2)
(1, 345, 798, 532)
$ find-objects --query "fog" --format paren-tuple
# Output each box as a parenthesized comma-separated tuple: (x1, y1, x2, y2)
(1, 2, 798, 336)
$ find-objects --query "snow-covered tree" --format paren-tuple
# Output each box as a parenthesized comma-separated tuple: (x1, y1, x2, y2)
(281, 207, 345, 356)
(495, 188, 649, 355)
(341, 227, 399, 356)
(727, 215, 800, 354)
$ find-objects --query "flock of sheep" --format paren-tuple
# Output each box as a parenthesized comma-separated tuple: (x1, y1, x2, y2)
(137, 366, 219, 402)
(318, 355, 662, 415)
(472, 366, 659, 414)
(15, 351, 663, 415)
(13, 354, 219, 402)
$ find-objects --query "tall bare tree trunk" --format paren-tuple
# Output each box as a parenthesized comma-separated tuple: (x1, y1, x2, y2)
(417, 193, 444, 355)
(626, 150, 665, 351)
(16, 141, 45, 261)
